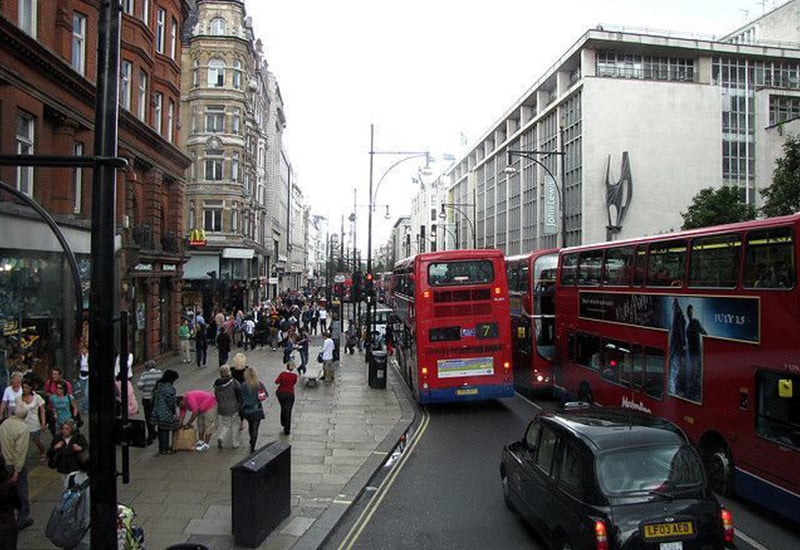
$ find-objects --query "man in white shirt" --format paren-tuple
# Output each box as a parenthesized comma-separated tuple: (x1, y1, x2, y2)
(243, 317, 256, 351)
(318, 306, 328, 333)
(321, 332, 335, 383)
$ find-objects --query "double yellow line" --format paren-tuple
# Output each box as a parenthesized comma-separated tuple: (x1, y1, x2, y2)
(338, 409, 431, 550)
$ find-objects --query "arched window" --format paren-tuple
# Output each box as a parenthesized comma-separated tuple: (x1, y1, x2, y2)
(210, 17, 226, 35)
(208, 59, 225, 87)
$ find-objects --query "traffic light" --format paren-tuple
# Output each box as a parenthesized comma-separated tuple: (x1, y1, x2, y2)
(365, 272, 374, 298)
(352, 270, 363, 302)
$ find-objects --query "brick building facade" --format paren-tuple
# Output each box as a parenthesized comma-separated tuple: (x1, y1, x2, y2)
(0, 1, 191, 377)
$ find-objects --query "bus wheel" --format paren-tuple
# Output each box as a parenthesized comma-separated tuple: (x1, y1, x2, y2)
(703, 442, 734, 496)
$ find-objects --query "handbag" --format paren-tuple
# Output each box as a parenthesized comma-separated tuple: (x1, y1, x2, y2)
(317, 351, 324, 363)
(172, 426, 198, 451)
(257, 383, 268, 401)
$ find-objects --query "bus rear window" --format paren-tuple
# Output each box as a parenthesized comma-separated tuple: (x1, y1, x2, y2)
(428, 260, 494, 286)
(429, 326, 461, 342)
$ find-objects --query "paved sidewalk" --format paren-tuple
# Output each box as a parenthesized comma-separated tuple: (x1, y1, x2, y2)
(19, 336, 415, 549)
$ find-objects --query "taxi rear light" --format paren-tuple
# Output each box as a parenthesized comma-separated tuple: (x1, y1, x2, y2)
(493, 286, 502, 295)
(423, 289, 431, 299)
(421, 367, 428, 375)
(503, 361, 511, 370)
(594, 520, 608, 550)
(721, 507, 734, 545)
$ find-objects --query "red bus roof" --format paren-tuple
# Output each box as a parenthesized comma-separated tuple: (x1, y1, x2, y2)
(559, 213, 800, 253)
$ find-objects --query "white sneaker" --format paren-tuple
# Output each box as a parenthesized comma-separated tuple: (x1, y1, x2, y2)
(196, 442, 209, 452)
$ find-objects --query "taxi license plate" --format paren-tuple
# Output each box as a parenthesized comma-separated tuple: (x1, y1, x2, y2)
(456, 388, 479, 396)
(643, 521, 694, 540)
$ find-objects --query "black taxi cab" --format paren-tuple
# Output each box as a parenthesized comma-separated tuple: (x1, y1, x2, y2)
(500, 407, 735, 549)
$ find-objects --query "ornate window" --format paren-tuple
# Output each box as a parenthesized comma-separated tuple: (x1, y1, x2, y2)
(232, 60, 242, 89)
(205, 105, 225, 133)
(208, 59, 225, 87)
(210, 17, 226, 36)
(205, 149, 224, 181)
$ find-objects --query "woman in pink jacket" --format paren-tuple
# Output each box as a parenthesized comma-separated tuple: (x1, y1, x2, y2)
(115, 372, 140, 417)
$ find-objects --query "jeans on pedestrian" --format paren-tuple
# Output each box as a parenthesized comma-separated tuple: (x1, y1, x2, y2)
(245, 414, 262, 452)
(297, 350, 308, 375)
(157, 426, 171, 453)
(16, 466, 30, 526)
(196, 345, 207, 367)
(142, 398, 157, 442)
(276, 391, 295, 434)
(217, 413, 240, 448)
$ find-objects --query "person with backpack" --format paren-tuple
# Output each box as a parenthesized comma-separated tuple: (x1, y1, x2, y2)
(45, 451, 90, 549)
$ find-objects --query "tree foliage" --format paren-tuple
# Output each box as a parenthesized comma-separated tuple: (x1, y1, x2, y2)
(761, 134, 800, 218)
(681, 186, 756, 230)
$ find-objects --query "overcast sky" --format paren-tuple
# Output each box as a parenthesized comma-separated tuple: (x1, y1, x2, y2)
(245, 0, 781, 250)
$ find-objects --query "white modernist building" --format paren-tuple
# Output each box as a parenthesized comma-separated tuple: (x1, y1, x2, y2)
(442, 0, 800, 253)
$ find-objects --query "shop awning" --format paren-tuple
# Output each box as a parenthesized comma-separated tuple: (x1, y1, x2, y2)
(222, 248, 255, 259)
(183, 254, 219, 280)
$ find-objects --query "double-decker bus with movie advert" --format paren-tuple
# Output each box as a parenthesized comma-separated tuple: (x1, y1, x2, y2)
(505, 249, 559, 397)
(392, 249, 513, 404)
(553, 214, 800, 522)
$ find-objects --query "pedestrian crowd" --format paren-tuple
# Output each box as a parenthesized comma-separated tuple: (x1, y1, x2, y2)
(0, 287, 343, 549)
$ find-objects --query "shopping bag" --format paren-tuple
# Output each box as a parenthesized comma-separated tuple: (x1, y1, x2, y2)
(172, 426, 197, 451)
(317, 351, 324, 363)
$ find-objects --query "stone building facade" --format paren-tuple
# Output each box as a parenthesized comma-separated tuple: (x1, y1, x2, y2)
(180, 0, 276, 314)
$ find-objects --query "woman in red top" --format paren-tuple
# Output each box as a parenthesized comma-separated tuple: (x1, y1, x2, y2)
(274, 360, 298, 435)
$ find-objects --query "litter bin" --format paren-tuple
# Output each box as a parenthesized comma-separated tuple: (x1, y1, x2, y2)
(231, 440, 291, 547)
(369, 350, 387, 389)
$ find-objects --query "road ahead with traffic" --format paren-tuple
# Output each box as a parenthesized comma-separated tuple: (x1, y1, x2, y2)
(324, 385, 800, 550)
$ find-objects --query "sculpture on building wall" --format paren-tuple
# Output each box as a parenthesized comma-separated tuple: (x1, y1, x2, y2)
(605, 152, 633, 240)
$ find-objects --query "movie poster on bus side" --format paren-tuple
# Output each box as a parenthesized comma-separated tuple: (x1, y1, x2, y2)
(579, 292, 760, 403)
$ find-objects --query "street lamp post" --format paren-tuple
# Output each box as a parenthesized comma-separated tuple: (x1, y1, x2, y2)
(506, 126, 567, 248)
(439, 202, 477, 248)
(367, 124, 429, 363)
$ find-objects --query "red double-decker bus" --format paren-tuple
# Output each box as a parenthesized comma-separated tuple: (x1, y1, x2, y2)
(505, 249, 559, 397)
(554, 214, 800, 522)
(392, 249, 513, 404)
